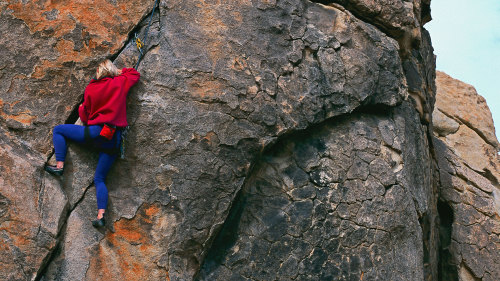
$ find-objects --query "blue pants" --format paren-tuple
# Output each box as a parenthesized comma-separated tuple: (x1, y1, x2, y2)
(53, 124, 121, 210)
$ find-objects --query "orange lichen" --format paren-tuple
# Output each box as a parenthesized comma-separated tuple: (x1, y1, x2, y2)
(6, 0, 150, 75)
(232, 56, 248, 71)
(110, 219, 146, 244)
(145, 204, 160, 217)
(6, 113, 36, 125)
(203, 131, 217, 143)
(88, 203, 169, 280)
(0, 99, 36, 126)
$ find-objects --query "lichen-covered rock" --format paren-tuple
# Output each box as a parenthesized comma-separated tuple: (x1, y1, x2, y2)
(0, 0, 445, 280)
(0, 0, 151, 153)
(0, 129, 68, 281)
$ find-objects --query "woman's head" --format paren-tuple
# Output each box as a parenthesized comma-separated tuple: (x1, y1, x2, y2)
(96, 59, 121, 79)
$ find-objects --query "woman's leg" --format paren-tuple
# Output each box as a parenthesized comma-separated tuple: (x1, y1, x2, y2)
(52, 124, 86, 164)
(94, 151, 117, 218)
(52, 124, 102, 165)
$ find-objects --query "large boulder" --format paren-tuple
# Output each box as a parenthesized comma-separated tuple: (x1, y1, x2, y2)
(0, 0, 446, 280)
(433, 72, 500, 281)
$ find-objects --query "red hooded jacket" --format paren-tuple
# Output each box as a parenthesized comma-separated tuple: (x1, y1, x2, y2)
(78, 68, 140, 127)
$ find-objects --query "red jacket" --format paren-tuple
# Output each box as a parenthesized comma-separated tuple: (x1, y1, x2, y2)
(78, 68, 140, 127)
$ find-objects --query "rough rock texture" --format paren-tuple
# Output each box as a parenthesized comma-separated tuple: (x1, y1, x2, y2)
(433, 72, 500, 281)
(434, 71, 499, 177)
(326, 0, 432, 52)
(0, 1, 152, 279)
(0, 0, 152, 153)
(0, 128, 68, 281)
(198, 102, 432, 280)
(7, 0, 494, 280)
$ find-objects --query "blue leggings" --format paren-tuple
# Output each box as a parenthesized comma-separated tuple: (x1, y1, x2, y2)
(53, 124, 121, 210)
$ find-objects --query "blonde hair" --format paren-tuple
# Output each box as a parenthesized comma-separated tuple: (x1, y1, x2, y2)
(96, 59, 121, 79)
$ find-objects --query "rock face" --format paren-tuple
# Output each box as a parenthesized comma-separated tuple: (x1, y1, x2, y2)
(0, 128, 68, 281)
(433, 71, 500, 281)
(0, 0, 152, 153)
(199, 102, 432, 280)
(434, 71, 499, 176)
(2, 0, 497, 280)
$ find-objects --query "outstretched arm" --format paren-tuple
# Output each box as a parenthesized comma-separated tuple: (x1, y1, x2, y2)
(120, 68, 141, 88)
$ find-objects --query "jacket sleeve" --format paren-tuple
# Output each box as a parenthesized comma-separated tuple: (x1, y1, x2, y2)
(78, 95, 90, 125)
(120, 68, 141, 88)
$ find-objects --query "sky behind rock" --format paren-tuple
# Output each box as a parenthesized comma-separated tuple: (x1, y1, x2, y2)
(426, 0, 500, 141)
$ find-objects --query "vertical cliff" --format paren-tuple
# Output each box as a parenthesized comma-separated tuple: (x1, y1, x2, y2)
(2, 0, 496, 281)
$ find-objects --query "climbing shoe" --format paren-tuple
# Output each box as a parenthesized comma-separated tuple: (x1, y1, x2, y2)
(44, 165, 64, 176)
(92, 217, 106, 228)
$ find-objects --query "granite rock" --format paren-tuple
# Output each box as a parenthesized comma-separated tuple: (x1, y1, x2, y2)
(0, 129, 68, 281)
(0, 0, 454, 280)
(433, 72, 500, 281)
(198, 102, 433, 280)
(433, 71, 499, 179)
(0, 0, 152, 153)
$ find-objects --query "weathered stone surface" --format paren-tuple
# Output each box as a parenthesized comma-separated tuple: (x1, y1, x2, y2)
(0, 0, 151, 153)
(198, 101, 433, 280)
(434, 138, 500, 281)
(0, 0, 446, 281)
(43, 202, 104, 281)
(332, 0, 431, 50)
(435, 71, 499, 149)
(402, 28, 436, 124)
(101, 2, 413, 279)
(433, 71, 500, 179)
(433, 108, 459, 137)
(433, 72, 500, 281)
(0, 128, 68, 281)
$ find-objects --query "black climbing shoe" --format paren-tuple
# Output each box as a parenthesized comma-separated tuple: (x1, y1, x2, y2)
(92, 217, 106, 228)
(44, 165, 64, 176)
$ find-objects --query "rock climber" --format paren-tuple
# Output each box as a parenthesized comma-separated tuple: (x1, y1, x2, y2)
(44, 59, 140, 228)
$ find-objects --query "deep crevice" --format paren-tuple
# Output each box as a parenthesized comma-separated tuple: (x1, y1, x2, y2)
(33, 181, 93, 281)
(62, 2, 160, 126)
(308, 0, 404, 41)
(419, 212, 432, 278)
(34, 4, 161, 279)
(108, 2, 160, 62)
(437, 200, 458, 281)
(64, 96, 85, 124)
(34, 226, 65, 281)
(194, 112, 349, 279)
(194, 103, 396, 279)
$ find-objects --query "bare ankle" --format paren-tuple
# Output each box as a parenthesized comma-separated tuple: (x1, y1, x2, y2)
(97, 209, 105, 219)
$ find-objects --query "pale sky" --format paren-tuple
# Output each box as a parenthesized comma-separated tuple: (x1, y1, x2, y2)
(426, 0, 500, 141)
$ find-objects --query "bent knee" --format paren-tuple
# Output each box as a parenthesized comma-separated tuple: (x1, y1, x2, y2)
(53, 125, 64, 134)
